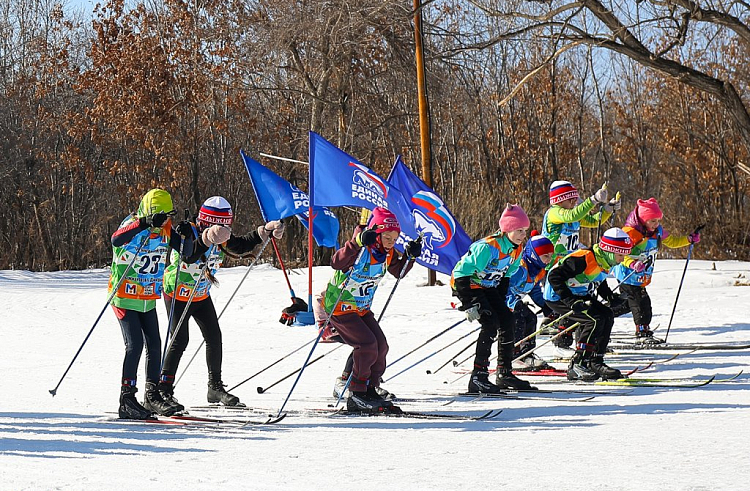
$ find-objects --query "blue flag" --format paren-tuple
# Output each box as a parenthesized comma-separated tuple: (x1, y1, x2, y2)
(387, 156, 472, 275)
(241, 150, 339, 248)
(308, 132, 417, 237)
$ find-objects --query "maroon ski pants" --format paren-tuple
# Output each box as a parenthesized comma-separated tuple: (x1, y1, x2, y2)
(328, 310, 388, 392)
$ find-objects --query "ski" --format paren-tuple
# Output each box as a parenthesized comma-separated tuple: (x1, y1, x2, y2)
(166, 413, 286, 426)
(613, 370, 744, 384)
(105, 417, 189, 426)
(457, 391, 596, 402)
(323, 408, 503, 421)
(608, 342, 750, 351)
(596, 376, 715, 387)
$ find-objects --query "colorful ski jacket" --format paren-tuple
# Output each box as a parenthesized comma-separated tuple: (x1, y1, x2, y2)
(611, 209, 690, 287)
(324, 226, 412, 316)
(543, 246, 616, 305)
(108, 207, 191, 312)
(163, 225, 264, 303)
(451, 232, 522, 290)
(542, 197, 612, 263)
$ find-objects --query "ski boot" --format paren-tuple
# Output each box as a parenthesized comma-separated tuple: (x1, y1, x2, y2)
(512, 352, 550, 372)
(539, 313, 560, 335)
(468, 370, 505, 394)
(495, 368, 537, 391)
(635, 325, 664, 345)
(566, 352, 599, 381)
(119, 384, 155, 420)
(143, 382, 180, 416)
(589, 355, 622, 380)
(347, 390, 389, 414)
(333, 376, 350, 399)
(157, 381, 185, 414)
(207, 380, 242, 406)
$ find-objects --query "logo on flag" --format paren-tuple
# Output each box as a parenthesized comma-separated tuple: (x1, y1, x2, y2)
(411, 190, 456, 249)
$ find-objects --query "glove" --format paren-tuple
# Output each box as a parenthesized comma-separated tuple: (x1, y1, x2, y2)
(463, 303, 481, 322)
(355, 227, 379, 247)
(175, 220, 193, 238)
(202, 225, 231, 245)
(257, 220, 284, 241)
(406, 239, 422, 258)
(569, 299, 590, 314)
(688, 231, 701, 244)
(144, 212, 169, 228)
(279, 311, 296, 326)
(630, 260, 647, 273)
(604, 196, 621, 213)
(591, 185, 608, 204)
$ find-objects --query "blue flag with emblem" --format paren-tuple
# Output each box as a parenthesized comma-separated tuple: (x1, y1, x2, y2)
(308, 132, 417, 237)
(241, 150, 339, 248)
(387, 156, 472, 275)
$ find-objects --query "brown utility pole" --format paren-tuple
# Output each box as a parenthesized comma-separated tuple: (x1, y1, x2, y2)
(413, 0, 437, 286)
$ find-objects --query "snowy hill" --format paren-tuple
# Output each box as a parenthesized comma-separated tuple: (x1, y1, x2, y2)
(1, 259, 749, 490)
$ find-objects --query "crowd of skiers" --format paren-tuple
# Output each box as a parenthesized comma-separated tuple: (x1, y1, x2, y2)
(109, 181, 700, 418)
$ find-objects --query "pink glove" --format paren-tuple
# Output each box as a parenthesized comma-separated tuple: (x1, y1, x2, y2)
(258, 220, 285, 240)
(688, 231, 701, 244)
(202, 225, 231, 245)
(630, 260, 647, 273)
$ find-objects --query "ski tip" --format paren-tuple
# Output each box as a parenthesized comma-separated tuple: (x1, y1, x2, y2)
(48, 389, 56, 397)
(426, 370, 433, 375)
(256, 387, 265, 394)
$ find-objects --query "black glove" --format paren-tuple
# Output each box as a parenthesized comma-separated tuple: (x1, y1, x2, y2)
(356, 227, 378, 247)
(144, 212, 169, 228)
(406, 239, 422, 258)
(279, 311, 296, 326)
(175, 220, 193, 238)
(570, 299, 590, 314)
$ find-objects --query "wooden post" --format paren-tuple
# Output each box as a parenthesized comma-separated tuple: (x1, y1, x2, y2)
(413, 0, 436, 286)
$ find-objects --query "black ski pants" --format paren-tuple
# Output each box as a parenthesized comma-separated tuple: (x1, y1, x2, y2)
(616, 284, 652, 328)
(161, 295, 224, 383)
(116, 307, 161, 383)
(546, 298, 614, 356)
(472, 286, 515, 371)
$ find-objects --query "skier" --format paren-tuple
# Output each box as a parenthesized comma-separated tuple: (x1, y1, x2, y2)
(323, 207, 421, 413)
(109, 188, 193, 420)
(152, 196, 284, 415)
(540, 180, 620, 353)
(611, 198, 701, 343)
(505, 232, 555, 371)
(543, 227, 633, 381)
(452, 203, 536, 393)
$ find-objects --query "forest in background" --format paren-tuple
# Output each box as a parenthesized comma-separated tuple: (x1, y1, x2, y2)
(1, 0, 748, 271)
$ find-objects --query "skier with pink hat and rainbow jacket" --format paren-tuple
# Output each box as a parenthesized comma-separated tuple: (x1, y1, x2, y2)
(452, 204, 536, 393)
(611, 198, 701, 344)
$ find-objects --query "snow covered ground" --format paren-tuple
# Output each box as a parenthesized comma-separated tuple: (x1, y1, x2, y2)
(1, 258, 749, 490)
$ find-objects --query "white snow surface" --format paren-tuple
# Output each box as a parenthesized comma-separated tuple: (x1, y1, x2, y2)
(1, 259, 749, 490)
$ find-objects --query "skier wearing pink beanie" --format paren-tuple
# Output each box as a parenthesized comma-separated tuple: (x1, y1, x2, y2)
(451, 203, 536, 393)
(611, 198, 701, 343)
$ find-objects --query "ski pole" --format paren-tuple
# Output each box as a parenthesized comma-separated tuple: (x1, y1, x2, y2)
(160, 209, 189, 371)
(386, 318, 466, 369)
(274, 248, 365, 417)
(664, 225, 704, 343)
(452, 309, 576, 368)
(174, 237, 272, 386)
(49, 234, 148, 396)
(428, 338, 477, 375)
(385, 326, 481, 382)
(257, 344, 345, 395)
(228, 335, 316, 392)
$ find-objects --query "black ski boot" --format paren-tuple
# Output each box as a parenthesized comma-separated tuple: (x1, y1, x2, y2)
(207, 380, 241, 406)
(347, 390, 388, 414)
(566, 352, 599, 381)
(119, 385, 155, 420)
(143, 382, 180, 416)
(468, 370, 505, 394)
(495, 368, 537, 391)
(157, 382, 185, 414)
(636, 325, 664, 345)
(589, 355, 622, 380)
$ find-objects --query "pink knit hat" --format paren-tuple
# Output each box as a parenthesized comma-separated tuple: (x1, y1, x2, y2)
(637, 198, 663, 222)
(499, 204, 530, 233)
(369, 207, 400, 233)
